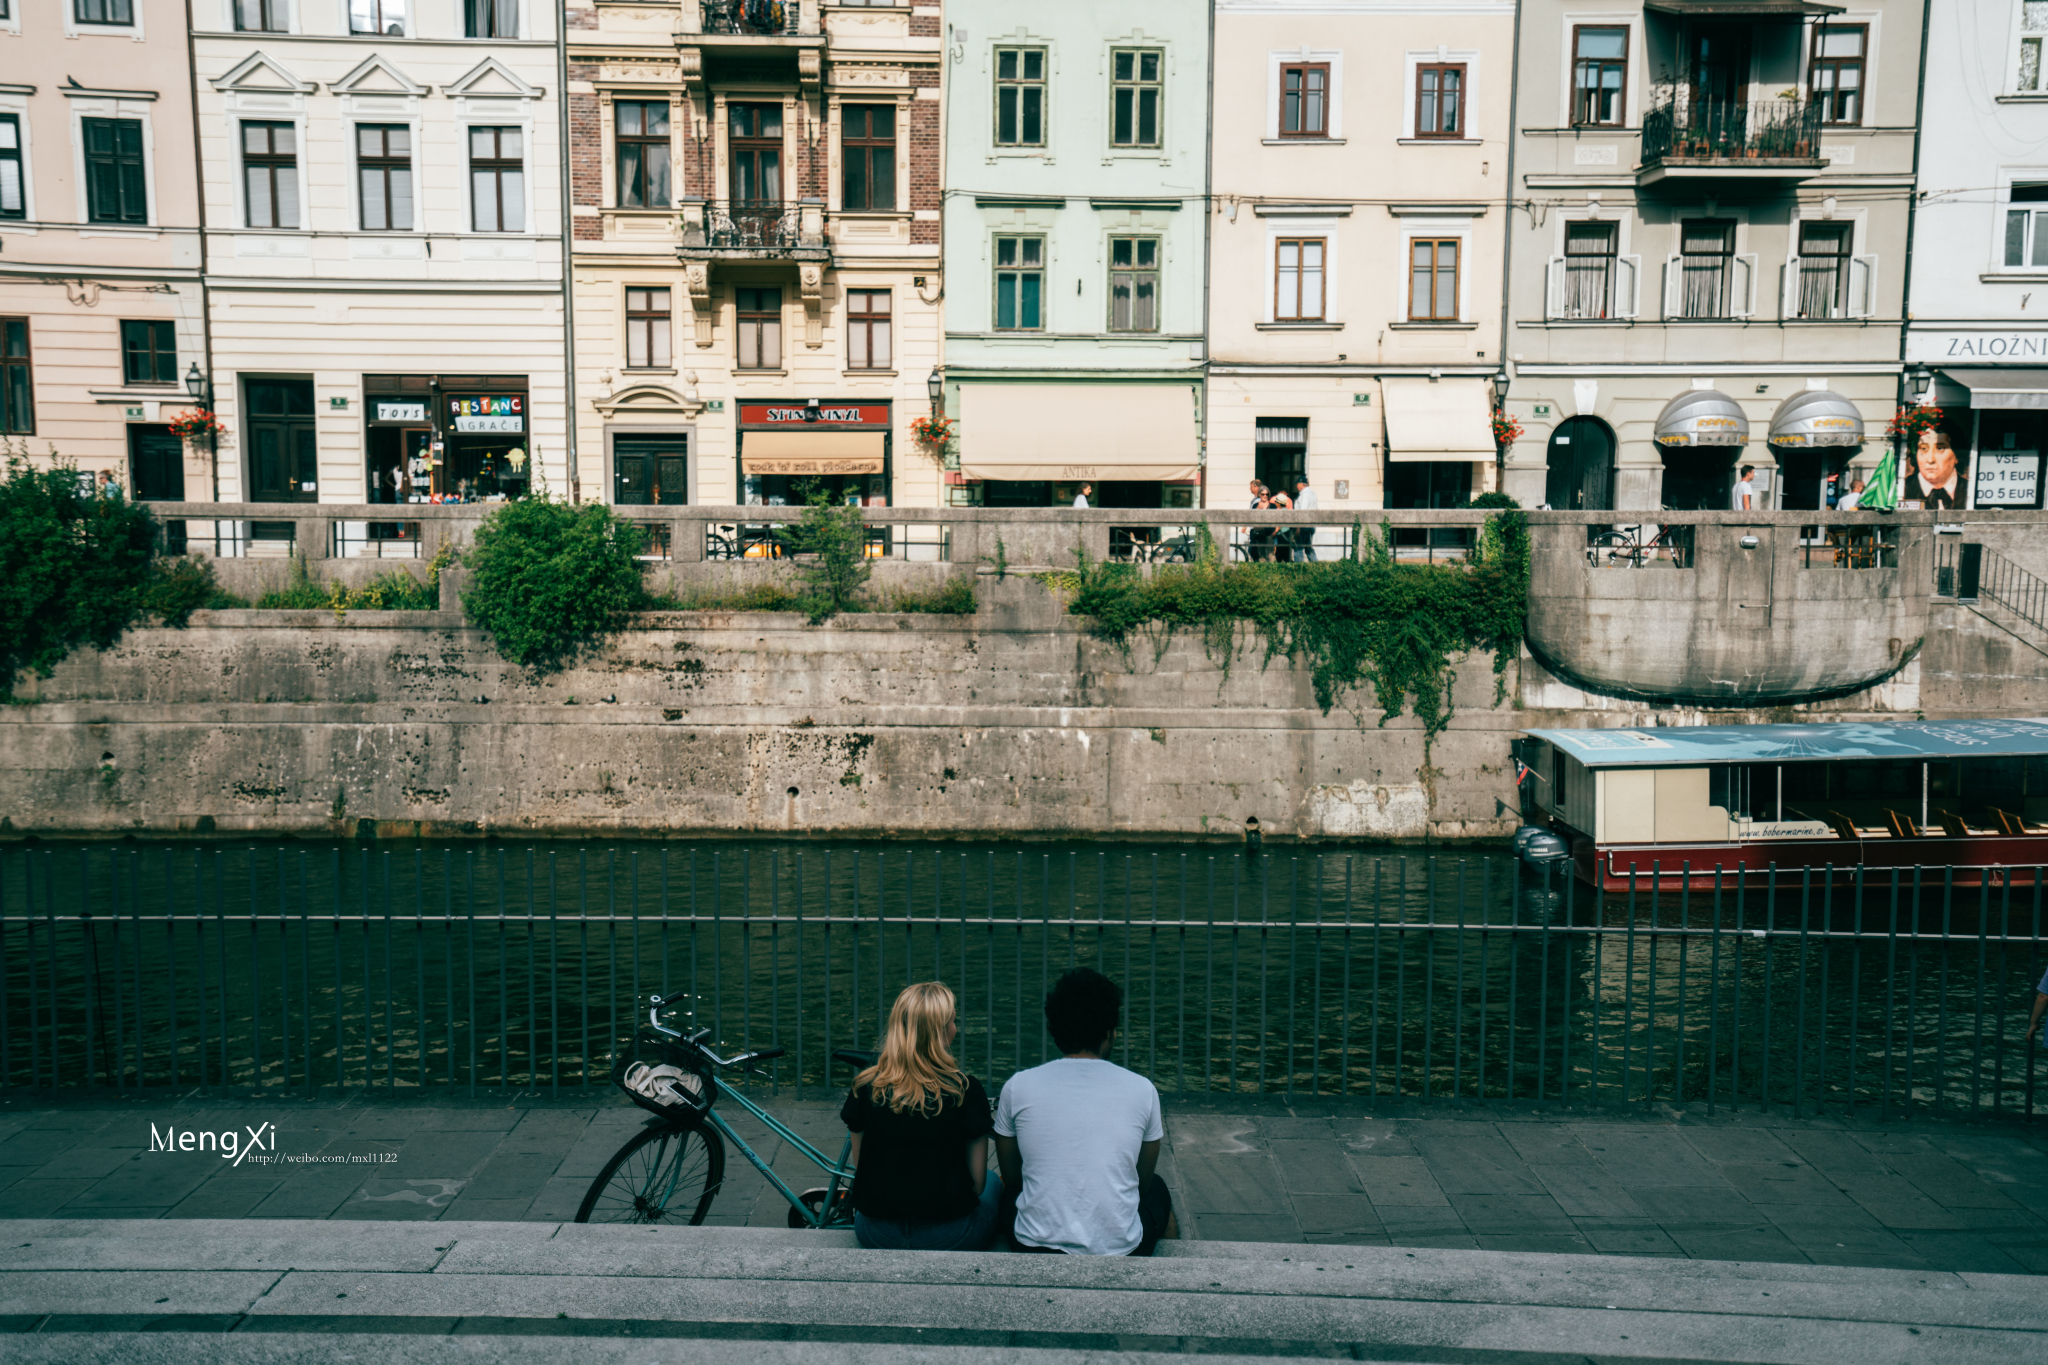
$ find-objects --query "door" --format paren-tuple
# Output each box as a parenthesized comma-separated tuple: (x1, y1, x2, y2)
(728, 102, 782, 243)
(1544, 416, 1615, 511)
(613, 435, 689, 505)
(1692, 26, 1750, 108)
(127, 425, 184, 502)
(1660, 447, 1737, 511)
(246, 378, 317, 502)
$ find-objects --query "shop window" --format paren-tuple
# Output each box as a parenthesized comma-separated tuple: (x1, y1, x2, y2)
(1, 116, 25, 221)
(1676, 219, 1735, 318)
(847, 289, 891, 369)
(1571, 26, 1627, 127)
(1810, 24, 1865, 125)
(1416, 64, 1464, 138)
(842, 105, 895, 211)
(615, 102, 671, 210)
(1558, 221, 1617, 319)
(2006, 183, 2048, 267)
(1795, 222, 1852, 318)
(469, 126, 524, 232)
(2022, 2, 2048, 91)
(1408, 239, 1459, 322)
(730, 103, 783, 206)
(625, 287, 671, 369)
(1280, 63, 1328, 138)
(120, 320, 175, 386)
(614, 435, 688, 506)
(83, 117, 146, 225)
(1111, 49, 1162, 149)
(1385, 459, 1471, 511)
(356, 124, 413, 232)
(1975, 412, 2047, 510)
(736, 287, 782, 370)
(994, 235, 1044, 330)
(242, 121, 299, 229)
(464, 0, 515, 39)
(350, 0, 405, 35)
(75, 0, 133, 24)
(1274, 237, 1324, 321)
(995, 47, 1047, 147)
(1, 318, 31, 435)
(1109, 237, 1158, 332)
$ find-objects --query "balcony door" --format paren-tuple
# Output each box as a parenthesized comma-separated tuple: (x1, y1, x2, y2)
(247, 378, 318, 502)
(1691, 26, 1750, 109)
(727, 103, 784, 245)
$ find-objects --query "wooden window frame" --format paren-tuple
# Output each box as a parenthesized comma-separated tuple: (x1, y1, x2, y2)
(356, 124, 413, 232)
(120, 319, 177, 386)
(1111, 47, 1163, 149)
(994, 46, 1048, 148)
(74, 0, 134, 25)
(1108, 236, 1159, 333)
(1274, 237, 1326, 322)
(993, 235, 1045, 331)
(82, 117, 147, 226)
(1414, 63, 1466, 139)
(841, 104, 896, 212)
(1408, 238, 1461, 322)
(1, 316, 33, 436)
(847, 288, 892, 370)
(735, 287, 783, 370)
(729, 102, 785, 207)
(1279, 63, 1330, 139)
(1571, 24, 1629, 128)
(1809, 23, 1867, 127)
(469, 125, 523, 233)
(0, 114, 25, 221)
(625, 287, 671, 370)
(241, 120, 297, 229)
(1561, 220, 1619, 320)
(614, 100, 671, 210)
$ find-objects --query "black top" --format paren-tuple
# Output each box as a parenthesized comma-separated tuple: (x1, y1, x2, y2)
(840, 1074, 994, 1223)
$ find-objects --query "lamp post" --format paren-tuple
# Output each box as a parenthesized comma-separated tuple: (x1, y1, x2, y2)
(183, 363, 219, 503)
(1909, 363, 1932, 405)
(1491, 365, 1512, 495)
(926, 366, 944, 418)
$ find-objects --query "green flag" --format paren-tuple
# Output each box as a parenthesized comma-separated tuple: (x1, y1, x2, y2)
(1861, 445, 1900, 512)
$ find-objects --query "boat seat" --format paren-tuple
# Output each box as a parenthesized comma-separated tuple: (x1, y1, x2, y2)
(1988, 807, 2046, 836)
(1823, 810, 1863, 841)
(1934, 809, 1990, 838)
(1885, 809, 1924, 839)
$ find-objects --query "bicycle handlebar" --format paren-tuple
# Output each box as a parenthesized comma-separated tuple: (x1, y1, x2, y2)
(646, 995, 783, 1070)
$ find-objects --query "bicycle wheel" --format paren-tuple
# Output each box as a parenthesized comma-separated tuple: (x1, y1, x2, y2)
(575, 1121, 725, 1225)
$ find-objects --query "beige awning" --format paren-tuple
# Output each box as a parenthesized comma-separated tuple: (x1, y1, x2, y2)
(740, 431, 885, 476)
(958, 383, 1199, 481)
(1381, 376, 1494, 462)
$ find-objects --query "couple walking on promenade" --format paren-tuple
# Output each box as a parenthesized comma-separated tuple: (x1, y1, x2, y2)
(840, 967, 1177, 1256)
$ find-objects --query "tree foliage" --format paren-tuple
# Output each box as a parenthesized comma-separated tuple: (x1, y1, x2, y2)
(777, 492, 874, 624)
(0, 455, 158, 695)
(461, 496, 645, 670)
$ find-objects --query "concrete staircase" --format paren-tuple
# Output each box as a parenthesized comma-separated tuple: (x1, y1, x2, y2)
(3, 1219, 2045, 1364)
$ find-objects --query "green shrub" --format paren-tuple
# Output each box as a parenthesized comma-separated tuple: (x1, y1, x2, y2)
(0, 453, 158, 696)
(461, 496, 644, 669)
(140, 556, 246, 624)
(778, 493, 873, 623)
(254, 553, 332, 610)
(642, 582, 807, 612)
(881, 575, 977, 614)
(1465, 491, 1521, 510)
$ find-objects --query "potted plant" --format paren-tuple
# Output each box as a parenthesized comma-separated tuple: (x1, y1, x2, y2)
(910, 414, 955, 449)
(167, 409, 227, 442)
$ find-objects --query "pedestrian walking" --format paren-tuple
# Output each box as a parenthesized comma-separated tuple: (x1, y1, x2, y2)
(1733, 465, 1757, 511)
(1246, 480, 1274, 561)
(1266, 484, 1294, 562)
(1072, 483, 1093, 509)
(1292, 477, 1318, 561)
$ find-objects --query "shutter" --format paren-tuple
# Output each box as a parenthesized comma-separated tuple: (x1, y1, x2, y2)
(1546, 256, 1565, 319)
(1615, 255, 1640, 318)
(1662, 255, 1682, 319)
(120, 156, 147, 223)
(1731, 254, 1758, 318)
(1848, 255, 1877, 318)
(1782, 257, 1802, 319)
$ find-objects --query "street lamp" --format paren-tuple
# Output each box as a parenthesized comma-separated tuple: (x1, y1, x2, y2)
(1491, 366, 1512, 411)
(184, 363, 209, 403)
(926, 366, 944, 416)
(1909, 363, 1933, 404)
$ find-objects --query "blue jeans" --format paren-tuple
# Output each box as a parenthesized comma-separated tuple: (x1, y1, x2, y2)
(854, 1170, 1004, 1251)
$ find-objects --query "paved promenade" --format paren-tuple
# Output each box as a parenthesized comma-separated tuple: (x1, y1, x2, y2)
(1, 1089, 2042, 1275)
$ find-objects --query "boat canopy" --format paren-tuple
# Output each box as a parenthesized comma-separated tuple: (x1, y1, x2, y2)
(1522, 719, 2048, 768)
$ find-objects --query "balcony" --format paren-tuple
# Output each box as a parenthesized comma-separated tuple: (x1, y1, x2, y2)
(679, 199, 828, 261)
(1638, 97, 1826, 185)
(694, 0, 817, 39)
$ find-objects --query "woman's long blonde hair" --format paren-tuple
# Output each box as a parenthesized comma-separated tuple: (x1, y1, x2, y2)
(856, 982, 967, 1115)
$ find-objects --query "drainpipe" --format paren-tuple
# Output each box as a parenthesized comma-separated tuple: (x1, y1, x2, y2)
(1495, 0, 1524, 501)
(1198, 0, 1216, 510)
(182, 0, 218, 503)
(556, 9, 578, 501)
(1894, 0, 1934, 422)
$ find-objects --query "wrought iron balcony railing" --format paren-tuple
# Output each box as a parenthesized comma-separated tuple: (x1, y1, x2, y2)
(700, 0, 799, 37)
(680, 200, 826, 255)
(1641, 96, 1825, 166)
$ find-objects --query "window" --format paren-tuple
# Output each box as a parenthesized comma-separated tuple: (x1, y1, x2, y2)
(847, 289, 891, 369)
(614, 101, 671, 209)
(1560, 221, 1618, 319)
(0, 116, 22, 221)
(469, 126, 524, 232)
(82, 118, 146, 225)
(736, 288, 782, 370)
(1416, 64, 1464, 138)
(1677, 219, 1736, 317)
(1274, 238, 1325, 321)
(241, 121, 299, 229)
(356, 124, 413, 231)
(729, 102, 783, 204)
(1795, 222, 1853, 318)
(1280, 64, 1329, 137)
(74, 0, 133, 24)
(625, 287, 671, 369)
(1, 318, 30, 435)
(2007, 183, 2048, 267)
(842, 105, 895, 211)
(120, 320, 175, 386)
(1572, 26, 1628, 126)
(350, 0, 405, 36)
(994, 236, 1044, 330)
(464, 0, 516, 39)
(1109, 237, 1158, 332)
(1408, 239, 1459, 321)
(1811, 24, 1865, 125)
(2023, 2, 2048, 91)
(235, 0, 288, 31)
(995, 47, 1046, 147)
(1112, 49, 1162, 148)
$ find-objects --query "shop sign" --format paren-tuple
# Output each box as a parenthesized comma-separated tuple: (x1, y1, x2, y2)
(450, 395, 523, 433)
(1974, 451, 2041, 507)
(747, 458, 885, 476)
(375, 401, 428, 423)
(739, 403, 889, 427)
(1907, 330, 2048, 364)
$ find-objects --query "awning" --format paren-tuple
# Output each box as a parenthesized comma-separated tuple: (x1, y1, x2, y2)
(1653, 389, 1750, 447)
(1938, 369, 2048, 410)
(1767, 389, 1865, 447)
(1380, 376, 1494, 463)
(740, 431, 885, 476)
(1644, 1, 1844, 16)
(957, 384, 1199, 482)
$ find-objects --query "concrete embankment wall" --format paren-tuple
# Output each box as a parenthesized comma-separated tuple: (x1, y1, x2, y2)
(0, 578, 2030, 842)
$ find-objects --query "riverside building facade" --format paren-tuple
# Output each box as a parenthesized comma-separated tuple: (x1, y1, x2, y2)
(565, 0, 944, 511)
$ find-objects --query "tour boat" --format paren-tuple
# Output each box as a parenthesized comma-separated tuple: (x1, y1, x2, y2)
(1518, 719, 2048, 890)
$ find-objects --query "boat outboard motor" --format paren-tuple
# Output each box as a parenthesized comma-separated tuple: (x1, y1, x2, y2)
(1514, 825, 1570, 866)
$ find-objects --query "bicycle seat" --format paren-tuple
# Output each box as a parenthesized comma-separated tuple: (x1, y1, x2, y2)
(833, 1048, 877, 1072)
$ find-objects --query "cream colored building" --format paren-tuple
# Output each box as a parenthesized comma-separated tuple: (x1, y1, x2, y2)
(567, 0, 944, 511)
(0, 0, 207, 498)
(1207, 0, 1513, 513)
(192, 0, 567, 538)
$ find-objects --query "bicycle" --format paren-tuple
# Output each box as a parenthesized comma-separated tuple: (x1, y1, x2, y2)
(1587, 523, 1692, 569)
(575, 993, 874, 1227)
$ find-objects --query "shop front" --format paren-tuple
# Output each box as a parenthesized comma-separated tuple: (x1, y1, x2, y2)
(1653, 389, 1750, 511)
(1765, 389, 1866, 512)
(364, 374, 533, 505)
(954, 383, 1199, 508)
(1926, 369, 2048, 511)
(737, 402, 892, 506)
(1380, 376, 1493, 525)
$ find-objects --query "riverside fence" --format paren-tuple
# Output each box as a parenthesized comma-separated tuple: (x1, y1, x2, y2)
(2, 843, 2044, 1119)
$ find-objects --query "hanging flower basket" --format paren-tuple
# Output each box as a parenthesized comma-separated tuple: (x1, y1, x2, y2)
(910, 414, 955, 448)
(1884, 403, 1944, 445)
(167, 409, 227, 441)
(1491, 413, 1524, 448)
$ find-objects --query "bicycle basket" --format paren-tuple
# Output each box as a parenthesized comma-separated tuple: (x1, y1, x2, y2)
(612, 1028, 717, 1123)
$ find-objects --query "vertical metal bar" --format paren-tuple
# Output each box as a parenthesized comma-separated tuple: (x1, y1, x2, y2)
(1559, 868, 1574, 1101)
(1260, 855, 1273, 1091)
(1310, 854, 1322, 1097)
(794, 852, 804, 1089)
(713, 851, 724, 1049)
(1372, 859, 1383, 1097)
(1283, 857, 1295, 1095)
(1621, 866, 1639, 1102)
(1973, 872, 1990, 1114)
(1040, 854, 1050, 1064)
(1846, 864, 1864, 1111)
(1477, 860, 1490, 1100)
(299, 852, 311, 1094)
(249, 850, 263, 1088)
(108, 854, 123, 1088)
(466, 851, 476, 1096)
(1421, 857, 1435, 1100)
(1794, 868, 1812, 1119)
(1453, 860, 1466, 1099)
(1730, 868, 1746, 1108)
(527, 849, 538, 1090)
(1394, 858, 1406, 1097)
(382, 852, 395, 1091)
(216, 850, 229, 1087)
(1676, 865, 1691, 1101)
(771, 851, 781, 1087)
(549, 850, 560, 1095)
(1708, 869, 1723, 1114)
(1590, 868, 1606, 1102)
(1936, 864, 1954, 1111)
(1815, 868, 1834, 1113)
(415, 850, 427, 1089)
(1646, 864, 1660, 1102)
(1341, 856, 1353, 1096)
(166, 851, 180, 1089)
(1883, 868, 1900, 1119)
(579, 849, 592, 1090)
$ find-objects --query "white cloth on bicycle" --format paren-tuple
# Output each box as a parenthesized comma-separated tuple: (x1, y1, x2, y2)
(995, 1057, 1162, 1256)
(623, 1062, 702, 1108)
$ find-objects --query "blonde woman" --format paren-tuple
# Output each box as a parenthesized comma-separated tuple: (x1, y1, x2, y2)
(841, 982, 1000, 1250)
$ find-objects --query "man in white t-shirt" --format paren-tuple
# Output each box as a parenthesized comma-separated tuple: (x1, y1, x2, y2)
(1732, 465, 1757, 511)
(994, 968, 1176, 1255)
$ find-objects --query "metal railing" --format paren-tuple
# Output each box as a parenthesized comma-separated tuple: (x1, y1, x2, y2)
(699, 516, 949, 562)
(1641, 97, 1824, 165)
(4, 845, 2042, 1121)
(700, 0, 798, 36)
(1801, 524, 1898, 569)
(1937, 540, 2048, 633)
(331, 519, 423, 559)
